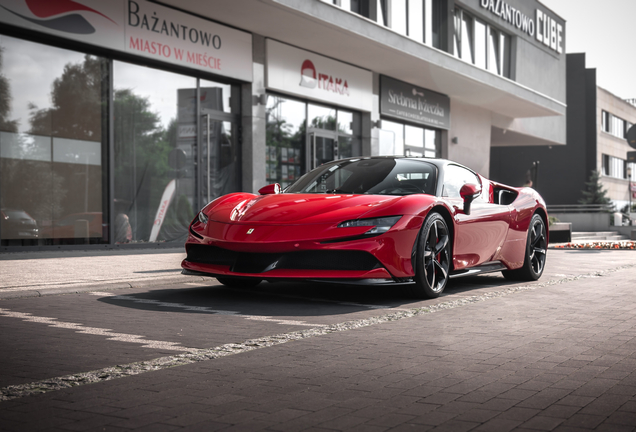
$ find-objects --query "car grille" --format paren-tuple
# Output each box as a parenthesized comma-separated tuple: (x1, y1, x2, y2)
(186, 244, 382, 273)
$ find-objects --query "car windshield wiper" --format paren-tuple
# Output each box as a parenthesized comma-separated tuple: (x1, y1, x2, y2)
(325, 189, 349, 194)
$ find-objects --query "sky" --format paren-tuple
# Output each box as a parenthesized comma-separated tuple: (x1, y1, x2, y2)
(540, 0, 636, 100)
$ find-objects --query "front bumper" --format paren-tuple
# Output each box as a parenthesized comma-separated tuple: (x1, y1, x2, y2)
(182, 216, 424, 280)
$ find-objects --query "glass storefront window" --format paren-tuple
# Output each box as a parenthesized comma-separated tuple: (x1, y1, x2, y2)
(308, 104, 336, 130)
(199, 79, 233, 114)
(405, 125, 424, 157)
(424, 129, 437, 157)
(379, 120, 405, 156)
(0, 35, 108, 246)
(380, 120, 439, 158)
(113, 62, 197, 244)
(336, 110, 361, 159)
(266, 94, 362, 188)
(266, 95, 306, 187)
(113, 63, 239, 244)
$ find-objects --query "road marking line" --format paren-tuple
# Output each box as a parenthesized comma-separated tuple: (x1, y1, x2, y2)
(1, 264, 633, 403)
(0, 308, 194, 352)
(90, 292, 324, 327)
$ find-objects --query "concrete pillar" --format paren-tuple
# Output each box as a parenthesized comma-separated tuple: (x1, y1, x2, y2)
(447, 100, 492, 176)
(241, 34, 267, 193)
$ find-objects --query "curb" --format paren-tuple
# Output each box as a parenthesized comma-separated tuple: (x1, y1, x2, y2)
(0, 275, 218, 300)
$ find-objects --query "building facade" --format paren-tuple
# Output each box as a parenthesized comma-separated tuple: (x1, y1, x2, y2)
(0, 0, 566, 250)
(491, 53, 636, 211)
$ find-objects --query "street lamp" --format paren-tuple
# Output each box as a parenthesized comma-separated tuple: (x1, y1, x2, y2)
(628, 165, 633, 224)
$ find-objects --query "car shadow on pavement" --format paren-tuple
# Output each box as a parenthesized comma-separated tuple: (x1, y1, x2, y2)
(96, 274, 524, 318)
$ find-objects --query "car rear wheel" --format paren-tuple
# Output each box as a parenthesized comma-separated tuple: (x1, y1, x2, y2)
(216, 277, 262, 289)
(502, 214, 547, 281)
(409, 212, 451, 299)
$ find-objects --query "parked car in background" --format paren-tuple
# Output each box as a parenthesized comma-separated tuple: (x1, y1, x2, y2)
(0, 208, 39, 239)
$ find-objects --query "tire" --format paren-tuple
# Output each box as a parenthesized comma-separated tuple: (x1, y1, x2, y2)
(502, 214, 547, 281)
(408, 212, 451, 299)
(216, 277, 262, 289)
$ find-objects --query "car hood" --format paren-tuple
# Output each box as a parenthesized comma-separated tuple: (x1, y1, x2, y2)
(205, 193, 419, 225)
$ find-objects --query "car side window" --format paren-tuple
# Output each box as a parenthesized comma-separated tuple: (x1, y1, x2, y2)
(442, 165, 481, 198)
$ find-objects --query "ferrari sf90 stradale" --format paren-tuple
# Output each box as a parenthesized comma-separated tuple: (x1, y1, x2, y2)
(182, 157, 548, 298)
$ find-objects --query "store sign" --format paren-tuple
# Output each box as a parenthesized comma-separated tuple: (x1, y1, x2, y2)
(266, 39, 373, 112)
(479, 0, 563, 54)
(380, 76, 450, 130)
(0, 0, 253, 81)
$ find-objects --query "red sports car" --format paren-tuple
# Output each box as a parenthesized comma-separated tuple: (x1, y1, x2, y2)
(182, 157, 548, 298)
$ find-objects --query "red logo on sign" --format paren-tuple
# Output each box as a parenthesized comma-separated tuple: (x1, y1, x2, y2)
(299, 59, 349, 96)
(1, 0, 116, 35)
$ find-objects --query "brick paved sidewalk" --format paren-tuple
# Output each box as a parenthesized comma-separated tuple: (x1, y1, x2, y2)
(0, 248, 217, 299)
(1, 263, 635, 430)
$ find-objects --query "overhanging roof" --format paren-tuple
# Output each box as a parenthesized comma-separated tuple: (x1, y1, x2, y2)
(160, 0, 566, 119)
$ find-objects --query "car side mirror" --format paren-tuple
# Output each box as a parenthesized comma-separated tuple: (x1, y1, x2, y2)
(460, 183, 481, 215)
(258, 183, 281, 195)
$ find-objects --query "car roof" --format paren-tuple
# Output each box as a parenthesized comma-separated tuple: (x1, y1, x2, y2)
(330, 156, 477, 175)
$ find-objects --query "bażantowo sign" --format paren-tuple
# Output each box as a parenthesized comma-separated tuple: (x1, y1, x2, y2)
(0, 0, 253, 82)
(380, 76, 450, 130)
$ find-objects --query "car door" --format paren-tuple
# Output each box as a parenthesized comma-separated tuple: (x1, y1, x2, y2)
(442, 165, 511, 270)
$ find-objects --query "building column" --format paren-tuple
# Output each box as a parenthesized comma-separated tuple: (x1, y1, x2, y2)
(241, 34, 267, 193)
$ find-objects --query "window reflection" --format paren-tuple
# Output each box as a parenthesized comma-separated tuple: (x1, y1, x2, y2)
(380, 120, 439, 158)
(266, 95, 361, 188)
(379, 120, 404, 156)
(308, 104, 336, 130)
(266, 95, 306, 188)
(114, 61, 197, 243)
(0, 35, 107, 246)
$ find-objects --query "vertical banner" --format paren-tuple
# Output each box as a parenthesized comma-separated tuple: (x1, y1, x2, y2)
(149, 179, 176, 242)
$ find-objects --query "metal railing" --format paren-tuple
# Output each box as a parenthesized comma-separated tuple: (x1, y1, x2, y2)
(547, 204, 615, 213)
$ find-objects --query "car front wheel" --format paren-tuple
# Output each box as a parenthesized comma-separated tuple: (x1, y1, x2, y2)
(409, 212, 451, 299)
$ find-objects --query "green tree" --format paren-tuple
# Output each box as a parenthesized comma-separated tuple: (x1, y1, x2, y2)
(0, 47, 18, 133)
(113, 88, 175, 241)
(579, 170, 613, 208)
(29, 55, 106, 140)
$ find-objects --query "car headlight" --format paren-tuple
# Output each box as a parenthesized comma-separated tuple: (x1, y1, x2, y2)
(337, 216, 401, 235)
(198, 211, 209, 224)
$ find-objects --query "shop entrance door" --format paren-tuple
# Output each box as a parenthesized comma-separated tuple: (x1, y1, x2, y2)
(307, 128, 339, 171)
(199, 109, 239, 208)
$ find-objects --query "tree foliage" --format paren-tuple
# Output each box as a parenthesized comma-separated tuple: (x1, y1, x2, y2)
(579, 170, 613, 208)
(29, 55, 105, 140)
(0, 47, 17, 133)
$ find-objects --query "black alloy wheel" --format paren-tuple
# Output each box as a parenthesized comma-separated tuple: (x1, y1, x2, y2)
(502, 214, 547, 281)
(410, 212, 451, 299)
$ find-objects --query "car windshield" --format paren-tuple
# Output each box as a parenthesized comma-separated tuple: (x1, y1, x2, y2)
(286, 158, 437, 196)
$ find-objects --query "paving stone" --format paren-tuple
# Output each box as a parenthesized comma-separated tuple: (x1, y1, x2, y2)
(519, 415, 564, 431)
(1, 251, 636, 431)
